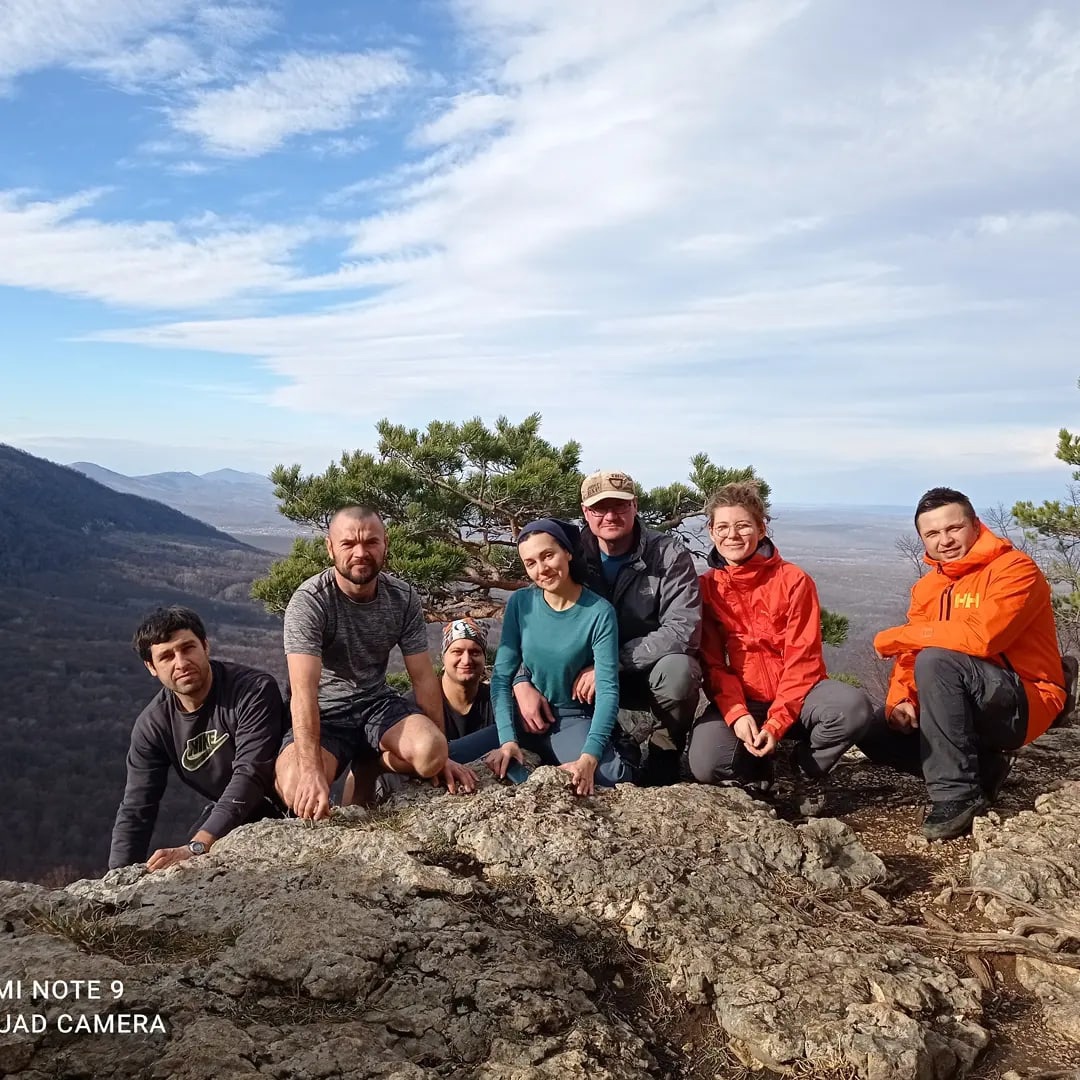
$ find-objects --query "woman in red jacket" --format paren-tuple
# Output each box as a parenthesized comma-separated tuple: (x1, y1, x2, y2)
(688, 483, 873, 814)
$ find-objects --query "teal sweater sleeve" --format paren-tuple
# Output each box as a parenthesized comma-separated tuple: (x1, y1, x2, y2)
(491, 591, 524, 745)
(583, 600, 620, 759)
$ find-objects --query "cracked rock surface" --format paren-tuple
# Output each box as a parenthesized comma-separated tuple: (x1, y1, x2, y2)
(2, 769, 988, 1079)
(971, 737, 1080, 1045)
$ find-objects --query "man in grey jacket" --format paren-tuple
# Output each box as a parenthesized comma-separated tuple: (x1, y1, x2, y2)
(514, 470, 702, 780)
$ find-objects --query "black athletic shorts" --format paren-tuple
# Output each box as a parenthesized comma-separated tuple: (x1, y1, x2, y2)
(279, 690, 416, 779)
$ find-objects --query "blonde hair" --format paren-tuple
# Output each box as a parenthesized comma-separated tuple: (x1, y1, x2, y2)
(704, 482, 769, 530)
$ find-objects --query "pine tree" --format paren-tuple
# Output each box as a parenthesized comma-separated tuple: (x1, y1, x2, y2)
(1013, 413, 1080, 652)
(251, 413, 846, 646)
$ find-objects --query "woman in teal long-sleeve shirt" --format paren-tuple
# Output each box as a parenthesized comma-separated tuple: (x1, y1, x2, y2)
(488, 518, 636, 794)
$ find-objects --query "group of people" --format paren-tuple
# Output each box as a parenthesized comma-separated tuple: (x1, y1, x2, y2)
(109, 470, 1070, 872)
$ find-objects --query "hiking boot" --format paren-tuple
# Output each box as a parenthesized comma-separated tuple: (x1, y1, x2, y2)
(739, 757, 775, 800)
(922, 796, 988, 841)
(641, 746, 681, 787)
(743, 777, 776, 801)
(373, 772, 404, 806)
(793, 772, 829, 818)
(640, 728, 683, 787)
(980, 752, 1015, 804)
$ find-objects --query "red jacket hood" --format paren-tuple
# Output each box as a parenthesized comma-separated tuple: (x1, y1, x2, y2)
(923, 524, 1013, 579)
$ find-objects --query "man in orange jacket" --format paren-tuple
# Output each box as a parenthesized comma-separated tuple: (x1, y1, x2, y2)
(869, 487, 1065, 841)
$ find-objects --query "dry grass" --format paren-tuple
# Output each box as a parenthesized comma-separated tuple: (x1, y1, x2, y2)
(29, 905, 239, 965)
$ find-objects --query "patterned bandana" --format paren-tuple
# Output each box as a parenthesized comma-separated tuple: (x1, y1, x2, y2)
(442, 617, 488, 654)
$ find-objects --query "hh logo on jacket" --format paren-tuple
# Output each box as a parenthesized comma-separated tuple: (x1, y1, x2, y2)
(953, 593, 981, 610)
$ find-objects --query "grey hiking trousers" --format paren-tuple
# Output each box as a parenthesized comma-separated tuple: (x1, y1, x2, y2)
(687, 678, 874, 785)
(858, 647, 1028, 803)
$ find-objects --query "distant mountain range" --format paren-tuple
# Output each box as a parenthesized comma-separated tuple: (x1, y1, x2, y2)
(69, 461, 291, 535)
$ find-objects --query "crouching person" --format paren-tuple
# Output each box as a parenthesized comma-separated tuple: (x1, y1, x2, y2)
(515, 470, 702, 786)
(109, 606, 286, 871)
(867, 487, 1066, 841)
(418, 618, 501, 765)
(275, 505, 476, 818)
(488, 518, 637, 795)
(687, 484, 873, 816)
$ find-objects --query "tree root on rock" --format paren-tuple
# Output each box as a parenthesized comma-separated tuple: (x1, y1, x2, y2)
(810, 895, 1080, 971)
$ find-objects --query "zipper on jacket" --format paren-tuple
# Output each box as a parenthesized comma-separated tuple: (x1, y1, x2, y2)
(939, 584, 954, 621)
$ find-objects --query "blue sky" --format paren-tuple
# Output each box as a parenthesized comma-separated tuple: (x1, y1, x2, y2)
(1, 0, 1078, 506)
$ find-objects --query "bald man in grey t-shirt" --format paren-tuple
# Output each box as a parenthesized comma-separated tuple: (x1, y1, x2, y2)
(275, 506, 477, 818)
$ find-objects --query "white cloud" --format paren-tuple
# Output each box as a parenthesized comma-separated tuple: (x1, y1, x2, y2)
(77, 33, 204, 90)
(974, 211, 1080, 236)
(414, 91, 514, 145)
(168, 160, 217, 176)
(171, 51, 411, 157)
(0, 190, 311, 308)
(0, 0, 185, 85)
(7, 1, 1080, 493)
(313, 135, 374, 158)
(0, 0, 274, 91)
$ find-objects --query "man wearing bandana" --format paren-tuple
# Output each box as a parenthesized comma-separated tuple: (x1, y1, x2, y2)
(406, 618, 498, 762)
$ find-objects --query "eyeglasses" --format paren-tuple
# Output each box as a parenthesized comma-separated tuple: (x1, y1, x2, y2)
(710, 522, 757, 537)
(585, 503, 635, 518)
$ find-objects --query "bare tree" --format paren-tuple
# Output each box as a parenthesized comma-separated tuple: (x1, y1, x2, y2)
(984, 502, 1036, 556)
(858, 642, 894, 705)
(894, 532, 926, 580)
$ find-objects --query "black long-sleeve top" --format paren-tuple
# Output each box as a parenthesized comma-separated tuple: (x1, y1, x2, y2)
(108, 660, 285, 869)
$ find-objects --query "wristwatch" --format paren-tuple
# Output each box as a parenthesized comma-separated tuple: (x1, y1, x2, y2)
(187, 840, 208, 855)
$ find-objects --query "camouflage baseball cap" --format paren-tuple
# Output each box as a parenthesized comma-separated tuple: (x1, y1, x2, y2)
(580, 470, 637, 507)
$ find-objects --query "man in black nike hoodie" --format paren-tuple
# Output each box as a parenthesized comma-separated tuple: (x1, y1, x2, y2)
(109, 607, 285, 871)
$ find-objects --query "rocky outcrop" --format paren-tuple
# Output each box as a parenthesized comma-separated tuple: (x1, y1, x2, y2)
(971, 730, 1080, 1046)
(2, 770, 989, 1079)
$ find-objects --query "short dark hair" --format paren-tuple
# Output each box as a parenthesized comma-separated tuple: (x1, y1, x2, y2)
(328, 504, 383, 533)
(132, 606, 207, 662)
(914, 487, 977, 528)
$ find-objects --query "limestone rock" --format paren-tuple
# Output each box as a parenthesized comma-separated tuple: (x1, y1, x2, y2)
(972, 777, 1080, 1043)
(1, 774, 987, 1078)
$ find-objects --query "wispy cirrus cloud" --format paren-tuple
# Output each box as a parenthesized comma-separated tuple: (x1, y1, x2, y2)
(99, 0, 1079, 484)
(974, 211, 1080, 236)
(170, 51, 411, 157)
(413, 91, 514, 146)
(0, 190, 312, 309)
(3, 0, 1079, 500)
(0, 0, 276, 92)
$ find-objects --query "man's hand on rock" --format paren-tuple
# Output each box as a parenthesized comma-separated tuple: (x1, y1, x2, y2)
(888, 701, 919, 732)
(513, 681, 554, 733)
(558, 753, 599, 796)
(437, 760, 478, 795)
(485, 741, 524, 780)
(293, 768, 332, 820)
(146, 845, 195, 872)
(571, 667, 597, 705)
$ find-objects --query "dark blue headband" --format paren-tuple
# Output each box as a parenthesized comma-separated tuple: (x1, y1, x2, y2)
(517, 517, 581, 555)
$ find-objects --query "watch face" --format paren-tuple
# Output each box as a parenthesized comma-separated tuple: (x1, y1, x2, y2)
(188, 841, 207, 855)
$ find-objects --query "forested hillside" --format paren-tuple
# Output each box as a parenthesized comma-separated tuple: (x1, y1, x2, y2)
(0, 445, 284, 883)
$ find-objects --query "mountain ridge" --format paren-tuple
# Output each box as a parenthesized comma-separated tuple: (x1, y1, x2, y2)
(68, 459, 289, 533)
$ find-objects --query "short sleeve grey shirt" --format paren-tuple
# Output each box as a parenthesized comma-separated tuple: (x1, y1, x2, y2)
(284, 568, 430, 716)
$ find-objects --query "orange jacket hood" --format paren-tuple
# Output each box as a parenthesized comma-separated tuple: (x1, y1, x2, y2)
(875, 524, 1065, 741)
